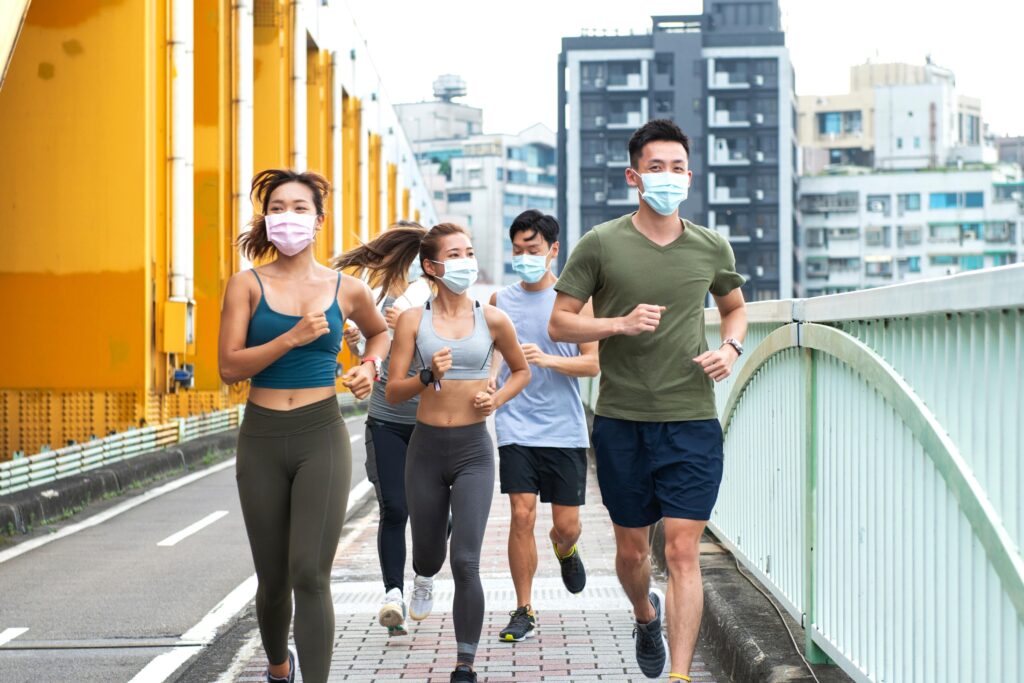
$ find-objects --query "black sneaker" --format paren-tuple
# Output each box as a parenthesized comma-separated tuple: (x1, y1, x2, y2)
(498, 605, 536, 642)
(551, 539, 587, 594)
(266, 649, 295, 682)
(450, 664, 477, 682)
(632, 590, 668, 678)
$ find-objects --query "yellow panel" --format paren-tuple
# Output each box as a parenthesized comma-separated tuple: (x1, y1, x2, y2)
(253, 0, 290, 171)
(414, 208, 421, 224)
(307, 47, 333, 264)
(402, 187, 411, 221)
(162, 300, 188, 354)
(387, 162, 398, 227)
(193, 0, 232, 392)
(342, 93, 361, 250)
(368, 132, 382, 239)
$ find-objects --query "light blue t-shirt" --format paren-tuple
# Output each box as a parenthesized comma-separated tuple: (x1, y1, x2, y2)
(494, 282, 590, 449)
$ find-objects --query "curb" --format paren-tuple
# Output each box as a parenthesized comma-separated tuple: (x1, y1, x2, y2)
(0, 430, 238, 538)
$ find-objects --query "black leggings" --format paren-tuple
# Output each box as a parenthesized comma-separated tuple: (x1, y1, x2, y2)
(364, 417, 415, 593)
(236, 397, 351, 683)
(406, 421, 494, 666)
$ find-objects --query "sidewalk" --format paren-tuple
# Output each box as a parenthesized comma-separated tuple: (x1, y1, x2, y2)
(227, 436, 722, 682)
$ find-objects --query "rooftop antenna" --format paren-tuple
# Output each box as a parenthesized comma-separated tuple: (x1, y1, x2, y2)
(432, 74, 467, 103)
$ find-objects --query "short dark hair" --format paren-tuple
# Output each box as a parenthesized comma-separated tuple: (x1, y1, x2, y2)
(509, 209, 559, 246)
(628, 119, 691, 168)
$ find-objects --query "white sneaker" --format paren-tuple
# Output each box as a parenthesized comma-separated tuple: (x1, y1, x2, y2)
(378, 587, 406, 629)
(408, 575, 434, 621)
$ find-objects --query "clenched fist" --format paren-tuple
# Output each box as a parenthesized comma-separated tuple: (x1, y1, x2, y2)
(288, 311, 330, 347)
(473, 391, 497, 416)
(619, 304, 667, 336)
(431, 346, 453, 381)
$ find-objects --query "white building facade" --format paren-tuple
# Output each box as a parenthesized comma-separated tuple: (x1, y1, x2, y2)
(798, 167, 1023, 295)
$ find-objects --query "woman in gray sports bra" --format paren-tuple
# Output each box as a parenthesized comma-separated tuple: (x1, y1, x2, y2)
(383, 222, 531, 683)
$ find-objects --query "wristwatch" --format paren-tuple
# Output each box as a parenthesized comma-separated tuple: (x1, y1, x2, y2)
(418, 368, 435, 386)
(721, 337, 744, 356)
(361, 356, 383, 381)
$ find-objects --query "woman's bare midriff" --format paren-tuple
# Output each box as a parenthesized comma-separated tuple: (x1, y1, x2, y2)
(248, 386, 338, 411)
(416, 378, 490, 427)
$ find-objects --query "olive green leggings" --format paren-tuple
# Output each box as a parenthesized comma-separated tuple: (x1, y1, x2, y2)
(236, 397, 352, 683)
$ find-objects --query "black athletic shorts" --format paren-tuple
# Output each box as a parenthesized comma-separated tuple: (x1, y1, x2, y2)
(498, 444, 587, 506)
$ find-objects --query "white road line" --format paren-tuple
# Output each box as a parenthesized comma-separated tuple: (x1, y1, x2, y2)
(128, 467, 377, 683)
(346, 478, 373, 514)
(350, 433, 364, 444)
(0, 459, 237, 566)
(0, 627, 29, 646)
(157, 511, 230, 547)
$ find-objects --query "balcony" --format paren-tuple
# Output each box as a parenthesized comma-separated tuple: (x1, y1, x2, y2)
(712, 186, 751, 204)
(710, 109, 751, 128)
(608, 111, 643, 129)
(709, 71, 751, 90)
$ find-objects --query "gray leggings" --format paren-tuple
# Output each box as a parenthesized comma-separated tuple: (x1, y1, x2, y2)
(236, 397, 351, 683)
(406, 420, 494, 665)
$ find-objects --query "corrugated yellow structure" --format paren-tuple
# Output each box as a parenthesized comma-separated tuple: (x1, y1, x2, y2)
(0, 0, 438, 460)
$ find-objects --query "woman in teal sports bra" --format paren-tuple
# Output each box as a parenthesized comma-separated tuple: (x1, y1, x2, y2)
(218, 169, 389, 683)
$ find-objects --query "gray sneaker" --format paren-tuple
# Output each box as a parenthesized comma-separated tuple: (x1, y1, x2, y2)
(632, 588, 668, 678)
(409, 574, 434, 621)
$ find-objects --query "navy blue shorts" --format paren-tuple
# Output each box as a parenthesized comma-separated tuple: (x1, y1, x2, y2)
(592, 416, 724, 527)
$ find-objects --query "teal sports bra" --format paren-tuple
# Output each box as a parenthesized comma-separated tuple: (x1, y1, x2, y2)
(245, 270, 344, 389)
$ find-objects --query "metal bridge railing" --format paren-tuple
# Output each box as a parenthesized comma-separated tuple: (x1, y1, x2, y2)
(582, 263, 1023, 682)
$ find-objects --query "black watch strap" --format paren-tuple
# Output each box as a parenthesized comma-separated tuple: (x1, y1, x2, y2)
(419, 368, 434, 386)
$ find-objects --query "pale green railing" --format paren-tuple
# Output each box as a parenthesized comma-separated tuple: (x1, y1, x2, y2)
(581, 264, 1024, 682)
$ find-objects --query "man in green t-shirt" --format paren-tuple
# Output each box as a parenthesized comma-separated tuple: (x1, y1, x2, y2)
(549, 119, 748, 681)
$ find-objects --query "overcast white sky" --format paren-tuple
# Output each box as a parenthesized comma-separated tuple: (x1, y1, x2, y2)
(345, 0, 1023, 138)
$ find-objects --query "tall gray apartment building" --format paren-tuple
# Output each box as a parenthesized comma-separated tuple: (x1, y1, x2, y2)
(557, 0, 796, 300)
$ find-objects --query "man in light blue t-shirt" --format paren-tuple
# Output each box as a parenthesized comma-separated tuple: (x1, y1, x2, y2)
(488, 210, 600, 644)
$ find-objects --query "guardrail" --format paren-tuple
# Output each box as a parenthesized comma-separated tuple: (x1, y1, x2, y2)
(582, 264, 1024, 682)
(0, 407, 244, 497)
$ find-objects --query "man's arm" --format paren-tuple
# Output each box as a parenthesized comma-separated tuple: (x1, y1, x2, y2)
(693, 287, 747, 382)
(548, 293, 666, 344)
(528, 301, 599, 377)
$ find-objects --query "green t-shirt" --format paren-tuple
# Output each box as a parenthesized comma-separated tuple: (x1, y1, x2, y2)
(555, 213, 745, 422)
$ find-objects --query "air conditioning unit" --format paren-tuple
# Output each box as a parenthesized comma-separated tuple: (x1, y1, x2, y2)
(755, 189, 765, 200)
(868, 200, 884, 212)
(754, 74, 765, 86)
(755, 266, 765, 276)
(755, 151, 765, 162)
(594, 153, 606, 164)
(594, 192, 606, 202)
(594, 78, 606, 88)
(754, 113, 765, 124)
(594, 116, 606, 127)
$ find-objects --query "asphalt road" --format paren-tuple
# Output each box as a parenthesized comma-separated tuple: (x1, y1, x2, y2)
(0, 413, 371, 683)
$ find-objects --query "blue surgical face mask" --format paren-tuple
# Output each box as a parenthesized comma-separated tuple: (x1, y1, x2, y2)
(408, 258, 424, 283)
(430, 257, 478, 294)
(635, 171, 690, 216)
(512, 253, 549, 284)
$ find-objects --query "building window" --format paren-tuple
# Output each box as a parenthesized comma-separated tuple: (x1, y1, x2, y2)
(865, 259, 893, 276)
(826, 227, 860, 241)
(914, 137, 921, 149)
(433, 191, 444, 200)
(818, 112, 842, 135)
(897, 137, 903, 149)
(581, 62, 607, 87)
(865, 226, 890, 247)
(447, 192, 471, 203)
(930, 192, 956, 209)
(961, 254, 984, 270)
(866, 194, 891, 216)
(898, 193, 921, 212)
(931, 255, 958, 266)
(965, 191, 984, 208)
(504, 193, 525, 205)
(806, 257, 828, 277)
(898, 256, 921, 273)
(898, 225, 922, 246)
(496, 168, 504, 181)
(805, 228, 826, 247)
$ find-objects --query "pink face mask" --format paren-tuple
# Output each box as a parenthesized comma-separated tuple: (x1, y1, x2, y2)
(264, 211, 317, 256)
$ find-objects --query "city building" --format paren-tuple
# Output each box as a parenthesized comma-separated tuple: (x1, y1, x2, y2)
(558, 0, 797, 301)
(996, 135, 1024, 169)
(798, 59, 994, 175)
(798, 166, 1023, 296)
(796, 59, 1020, 295)
(398, 81, 557, 285)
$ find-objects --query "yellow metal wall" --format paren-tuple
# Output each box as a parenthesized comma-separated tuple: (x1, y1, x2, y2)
(0, 1, 421, 460)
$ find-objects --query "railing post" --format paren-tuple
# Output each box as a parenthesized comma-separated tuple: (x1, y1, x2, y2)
(803, 345, 828, 663)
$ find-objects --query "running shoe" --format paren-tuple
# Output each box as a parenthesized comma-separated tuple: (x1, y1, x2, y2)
(409, 574, 434, 621)
(551, 538, 587, 594)
(265, 649, 295, 683)
(450, 664, 477, 682)
(498, 605, 536, 642)
(378, 587, 406, 633)
(633, 588, 668, 678)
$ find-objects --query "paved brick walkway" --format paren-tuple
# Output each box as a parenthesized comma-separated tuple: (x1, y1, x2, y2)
(226, 422, 722, 682)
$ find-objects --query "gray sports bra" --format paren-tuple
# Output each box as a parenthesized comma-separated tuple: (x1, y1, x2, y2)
(415, 300, 494, 380)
